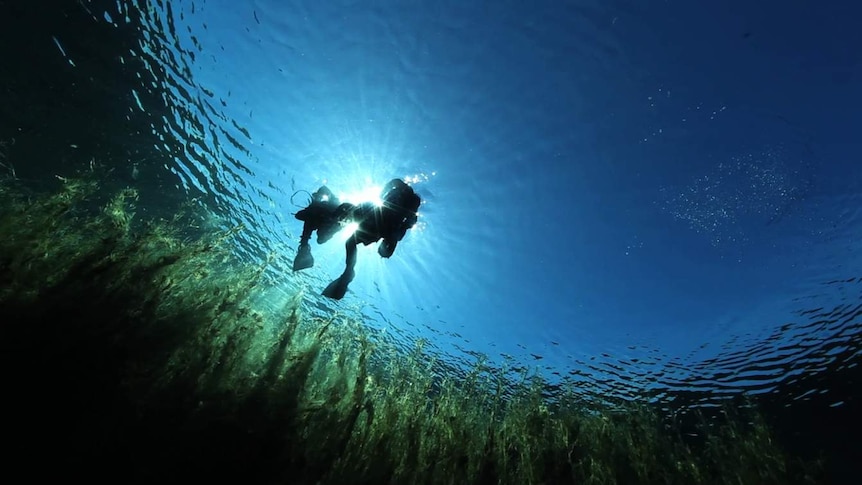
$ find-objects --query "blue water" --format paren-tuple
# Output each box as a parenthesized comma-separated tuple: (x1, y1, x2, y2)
(99, 0, 861, 403)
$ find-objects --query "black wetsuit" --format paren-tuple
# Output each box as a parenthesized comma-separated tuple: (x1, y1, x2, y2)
(295, 186, 341, 246)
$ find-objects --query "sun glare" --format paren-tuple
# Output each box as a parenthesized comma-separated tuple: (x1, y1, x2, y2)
(340, 185, 383, 207)
(342, 221, 360, 237)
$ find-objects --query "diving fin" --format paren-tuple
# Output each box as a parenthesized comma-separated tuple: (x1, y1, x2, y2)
(322, 269, 354, 300)
(292, 244, 314, 271)
(322, 276, 350, 300)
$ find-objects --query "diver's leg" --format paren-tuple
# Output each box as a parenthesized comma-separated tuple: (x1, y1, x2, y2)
(323, 236, 357, 299)
(300, 221, 315, 243)
(344, 237, 357, 280)
(293, 222, 315, 271)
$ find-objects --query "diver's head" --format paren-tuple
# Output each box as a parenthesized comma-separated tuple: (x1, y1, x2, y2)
(381, 179, 407, 201)
(312, 185, 335, 204)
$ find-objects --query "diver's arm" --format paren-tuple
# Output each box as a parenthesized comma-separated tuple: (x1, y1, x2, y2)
(399, 192, 420, 235)
(378, 210, 415, 258)
(391, 211, 417, 241)
(378, 239, 397, 258)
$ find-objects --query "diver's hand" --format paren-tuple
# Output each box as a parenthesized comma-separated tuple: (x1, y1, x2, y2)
(378, 239, 397, 258)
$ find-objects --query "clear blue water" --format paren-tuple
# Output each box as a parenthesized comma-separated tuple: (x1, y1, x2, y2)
(87, 0, 861, 403)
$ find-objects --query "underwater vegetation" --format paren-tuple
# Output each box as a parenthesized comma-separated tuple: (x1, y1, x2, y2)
(0, 169, 820, 484)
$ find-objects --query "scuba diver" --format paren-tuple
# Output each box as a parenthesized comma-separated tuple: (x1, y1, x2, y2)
(292, 185, 344, 272)
(292, 178, 421, 300)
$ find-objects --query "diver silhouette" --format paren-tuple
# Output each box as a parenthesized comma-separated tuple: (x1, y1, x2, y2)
(293, 178, 421, 300)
